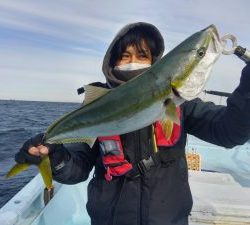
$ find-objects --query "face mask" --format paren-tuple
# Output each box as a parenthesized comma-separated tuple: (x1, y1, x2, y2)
(114, 63, 151, 71)
(112, 66, 150, 83)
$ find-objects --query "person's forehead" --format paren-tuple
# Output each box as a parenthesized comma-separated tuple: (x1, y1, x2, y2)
(124, 41, 151, 52)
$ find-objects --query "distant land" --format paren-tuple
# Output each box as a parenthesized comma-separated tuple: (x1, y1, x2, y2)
(0, 99, 80, 104)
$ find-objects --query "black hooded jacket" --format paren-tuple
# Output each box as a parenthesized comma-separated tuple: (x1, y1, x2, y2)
(49, 23, 250, 225)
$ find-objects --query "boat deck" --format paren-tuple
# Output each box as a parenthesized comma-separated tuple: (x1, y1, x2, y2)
(189, 170, 250, 224)
(1, 170, 250, 225)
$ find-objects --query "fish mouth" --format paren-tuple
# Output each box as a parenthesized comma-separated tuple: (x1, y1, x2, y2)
(206, 24, 220, 39)
(205, 24, 223, 53)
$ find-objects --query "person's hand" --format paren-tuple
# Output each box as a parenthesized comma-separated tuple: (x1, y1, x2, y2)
(15, 133, 54, 165)
(239, 63, 250, 94)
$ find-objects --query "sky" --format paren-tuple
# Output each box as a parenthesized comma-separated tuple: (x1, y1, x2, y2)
(0, 0, 249, 103)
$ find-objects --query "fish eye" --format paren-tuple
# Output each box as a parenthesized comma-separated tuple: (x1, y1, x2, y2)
(197, 47, 206, 58)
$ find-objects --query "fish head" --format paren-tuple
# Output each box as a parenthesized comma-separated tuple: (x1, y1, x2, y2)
(170, 24, 223, 101)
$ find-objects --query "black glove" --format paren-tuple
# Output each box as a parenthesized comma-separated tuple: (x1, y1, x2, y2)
(239, 63, 250, 94)
(15, 133, 45, 165)
(48, 145, 71, 171)
(15, 133, 60, 165)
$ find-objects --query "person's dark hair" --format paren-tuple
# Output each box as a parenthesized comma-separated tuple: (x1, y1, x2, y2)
(110, 27, 158, 67)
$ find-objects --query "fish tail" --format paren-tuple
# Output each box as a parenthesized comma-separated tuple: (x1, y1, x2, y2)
(6, 157, 53, 190)
(6, 163, 30, 178)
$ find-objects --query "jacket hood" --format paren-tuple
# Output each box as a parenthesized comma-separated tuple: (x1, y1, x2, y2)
(102, 22, 165, 87)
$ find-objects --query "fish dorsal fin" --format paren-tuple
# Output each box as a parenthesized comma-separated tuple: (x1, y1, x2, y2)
(164, 99, 180, 125)
(84, 85, 110, 105)
(159, 118, 174, 140)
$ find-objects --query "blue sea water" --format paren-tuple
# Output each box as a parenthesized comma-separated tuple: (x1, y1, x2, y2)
(0, 100, 80, 208)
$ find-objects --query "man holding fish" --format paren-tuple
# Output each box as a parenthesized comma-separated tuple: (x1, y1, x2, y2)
(13, 22, 250, 225)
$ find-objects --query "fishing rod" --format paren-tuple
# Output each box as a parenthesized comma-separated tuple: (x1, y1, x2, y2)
(204, 90, 231, 97)
(221, 34, 250, 63)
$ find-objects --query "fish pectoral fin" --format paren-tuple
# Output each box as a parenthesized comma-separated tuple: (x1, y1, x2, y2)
(38, 156, 53, 189)
(164, 99, 180, 125)
(6, 163, 30, 178)
(83, 85, 110, 105)
(160, 99, 180, 140)
(159, 118, 174, 140)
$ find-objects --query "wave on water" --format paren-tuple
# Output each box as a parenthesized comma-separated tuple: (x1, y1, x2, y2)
(0, 128, 26, 134)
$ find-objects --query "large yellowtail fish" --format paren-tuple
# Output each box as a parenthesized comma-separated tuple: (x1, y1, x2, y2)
(7, 25, 223, 188)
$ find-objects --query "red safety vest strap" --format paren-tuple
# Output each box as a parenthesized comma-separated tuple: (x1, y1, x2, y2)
(98, 136, 133, 181)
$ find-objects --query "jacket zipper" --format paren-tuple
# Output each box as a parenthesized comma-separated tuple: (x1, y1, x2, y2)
(135, 130, 142, 225)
